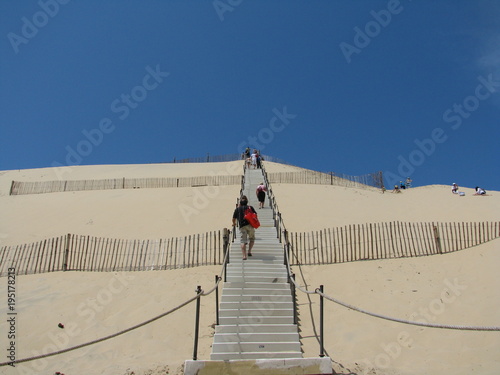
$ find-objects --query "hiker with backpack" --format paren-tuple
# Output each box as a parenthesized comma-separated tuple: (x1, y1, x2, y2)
(232, 195, 259, 260)
(256, 182, 267, 209)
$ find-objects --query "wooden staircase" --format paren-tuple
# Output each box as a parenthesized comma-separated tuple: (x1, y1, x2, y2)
(184, 166, 332, 374)
(211, 167, 302, 360)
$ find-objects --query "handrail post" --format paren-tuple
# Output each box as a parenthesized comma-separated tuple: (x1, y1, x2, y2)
(278, 213, 282, 242)
(215, 275, 220, 326)
(319, 284, 325, 357)
(223, 228, 230, 281)
(193, 285, 202, 360)
(284, 241, 288, 266)
(292, 273, 297, 325)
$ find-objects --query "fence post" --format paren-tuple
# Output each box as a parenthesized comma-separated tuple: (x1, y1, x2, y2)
(319, 284, 325, 357)
(63, 233, 70, 271)
(283, 230, 289, 265)
(193, 285, 202, 360)
(433, 224, 442, 254)
(215, 275, 220, 326)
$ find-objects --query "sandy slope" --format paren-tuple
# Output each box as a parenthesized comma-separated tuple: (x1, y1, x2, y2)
(0, 161, 243, 245)
(0, 160, 498, 375)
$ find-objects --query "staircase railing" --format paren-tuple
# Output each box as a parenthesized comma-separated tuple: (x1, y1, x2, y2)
(192, 227, 231, 360)
(260, 161, 300, 325)
(261, 161, 286, 243)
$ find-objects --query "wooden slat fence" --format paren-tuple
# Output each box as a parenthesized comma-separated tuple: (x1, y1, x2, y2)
(172, 153, 242, 163)
(268, 170, 384, 189)
(10, 175, 241, 196)
(0, 230, 226, 276)
(289, 221, 500, 265)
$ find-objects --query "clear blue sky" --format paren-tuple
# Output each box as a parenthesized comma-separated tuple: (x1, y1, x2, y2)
(1, 1, 499, 189)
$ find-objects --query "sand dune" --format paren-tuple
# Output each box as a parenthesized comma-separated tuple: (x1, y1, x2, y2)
(0, 161, 498, 375)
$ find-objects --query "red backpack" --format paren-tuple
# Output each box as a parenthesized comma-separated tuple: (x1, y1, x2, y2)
(243, 207, 260, 229)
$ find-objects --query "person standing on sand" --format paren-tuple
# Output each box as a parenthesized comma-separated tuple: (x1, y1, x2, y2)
(256, 182, 267, 209)
(232, 196, 256, 260)
(451, 183, 459, 194)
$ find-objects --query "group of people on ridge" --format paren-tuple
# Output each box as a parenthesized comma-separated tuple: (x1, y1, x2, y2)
(243, 147, 262, 169)
(452, 183, 487, 196)
(392, 177, 412, 193)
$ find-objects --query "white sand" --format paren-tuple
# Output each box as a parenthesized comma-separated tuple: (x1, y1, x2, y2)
(0, 161, 498, 375)
(0, 161, 243, 245)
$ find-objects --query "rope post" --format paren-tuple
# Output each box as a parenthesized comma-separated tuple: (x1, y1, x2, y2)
(291, 273, 297, 325)
(319, 284, 325, 357)
(193, 285, 202, 360)
(215, 275, 220, 326)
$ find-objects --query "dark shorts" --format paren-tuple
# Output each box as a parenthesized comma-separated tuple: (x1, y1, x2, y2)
(257, 191, 266, 203)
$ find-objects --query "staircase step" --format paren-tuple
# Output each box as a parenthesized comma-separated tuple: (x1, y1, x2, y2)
(226, 276, 288, 283)
(226, 268, 287, 274)
(224, 282, 289, 289)
(220, 294, 292, 303)
(210, 351, 303, 360)
(215, 324, 298, 334)
(219, 301, 293, 309)
(219, 308, 293, 317)
(223, 288, 291, 296)
(226, 268, 286, 274)
(229, 262, 285, 267)
(219, 316, 294, 325)
(211, 341, 301, 353)
(213, 332, 299, 343)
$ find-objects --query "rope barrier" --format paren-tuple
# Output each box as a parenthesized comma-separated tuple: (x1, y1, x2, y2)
(283, 237, 500, 332)
(315, 289, 500, 331)
(0, 294, 200, 367)
(0, 235, 231, 367)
